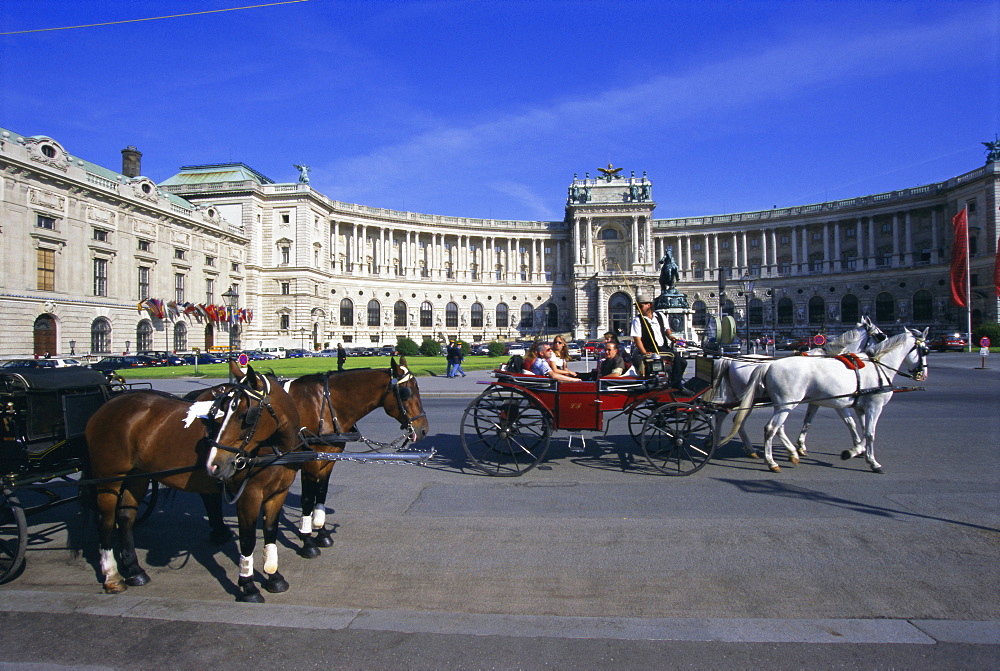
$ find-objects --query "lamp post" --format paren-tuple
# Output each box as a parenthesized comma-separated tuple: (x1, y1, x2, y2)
(125, 340, 130, 356)
(299, 327, 306, 352)
(69, 340, 76, 356)
(738, 274, 756, 354)
(222, 288, 238, 382)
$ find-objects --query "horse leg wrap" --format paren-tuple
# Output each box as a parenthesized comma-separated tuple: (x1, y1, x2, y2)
(263, 543, 278, 575)
(264, 570, 289, 594)
(312, 506, 326, 529)
(239, 554, 253, 578)
(236, 575, 264, 603)
(298, 516, 313, 535)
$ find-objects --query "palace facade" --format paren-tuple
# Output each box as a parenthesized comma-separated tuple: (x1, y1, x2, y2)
(2, 125, 997, 357)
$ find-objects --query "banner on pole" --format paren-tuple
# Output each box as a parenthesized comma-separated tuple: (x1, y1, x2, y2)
(949, 208, 969, 307)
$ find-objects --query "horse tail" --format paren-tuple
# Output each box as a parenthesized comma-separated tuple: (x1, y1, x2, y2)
(719, 363, 768, 446)
(710, 358, 732, 404)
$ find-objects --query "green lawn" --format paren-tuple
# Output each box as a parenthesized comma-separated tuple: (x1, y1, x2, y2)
(118, 355, 507, 379)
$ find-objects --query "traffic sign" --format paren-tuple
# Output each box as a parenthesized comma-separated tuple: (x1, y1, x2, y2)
(980, 337, 991, 348)
(812, 334, 827, 346)
(238, 353, 249, 366)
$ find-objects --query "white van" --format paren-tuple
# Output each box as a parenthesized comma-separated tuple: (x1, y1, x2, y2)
(259, 346, 287, 358)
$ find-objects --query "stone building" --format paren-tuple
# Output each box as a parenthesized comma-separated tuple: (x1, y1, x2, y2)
(2, 124, 997, 357)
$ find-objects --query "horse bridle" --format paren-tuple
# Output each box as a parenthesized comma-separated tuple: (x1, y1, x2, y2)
(205, 375, 281, 472)
(378, 365, 426, 444)
(872, 335, 928, 382)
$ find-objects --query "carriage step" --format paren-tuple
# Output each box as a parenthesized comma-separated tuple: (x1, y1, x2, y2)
(302, 432, 361, 445)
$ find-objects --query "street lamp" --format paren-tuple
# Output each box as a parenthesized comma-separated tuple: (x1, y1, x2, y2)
(300, 327, 306, 351)
(69, 340, 76, 356)
(222, 288, 238, 382)
(738, 274, 756, 354)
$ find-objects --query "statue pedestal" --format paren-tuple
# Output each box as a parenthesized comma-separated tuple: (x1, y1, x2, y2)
(653, 290, 694, 344)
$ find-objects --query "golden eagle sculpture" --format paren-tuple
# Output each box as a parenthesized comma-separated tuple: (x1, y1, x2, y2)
(597, 163, 623, 179)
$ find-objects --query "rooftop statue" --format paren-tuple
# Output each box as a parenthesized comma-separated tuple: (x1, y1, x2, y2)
(597, 163, 623, 182)
(294, 163, 311, 184)
(984, 136, 1000, 163)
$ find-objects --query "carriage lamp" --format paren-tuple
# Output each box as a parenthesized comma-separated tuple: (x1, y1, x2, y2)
(739, 274, 756, 354)
(69, 340, 76, 355)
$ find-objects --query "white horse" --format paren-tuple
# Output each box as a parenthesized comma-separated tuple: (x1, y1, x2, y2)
(710, 318, 887, 458)
(720, 327, 928, 473)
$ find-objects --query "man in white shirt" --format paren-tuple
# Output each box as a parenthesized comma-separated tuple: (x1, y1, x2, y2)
(629, 293, 688, 389)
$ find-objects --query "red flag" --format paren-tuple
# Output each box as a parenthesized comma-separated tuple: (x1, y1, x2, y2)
(949, 208, 968, 307)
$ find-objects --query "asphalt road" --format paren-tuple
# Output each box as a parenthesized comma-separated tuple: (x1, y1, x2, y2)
(1, 354, 997, 669)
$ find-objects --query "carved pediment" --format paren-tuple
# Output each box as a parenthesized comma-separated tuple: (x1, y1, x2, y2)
(24, 137, 71, 172)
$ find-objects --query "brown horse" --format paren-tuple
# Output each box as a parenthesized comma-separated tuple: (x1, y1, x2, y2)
(289, 357, 429, 557)
(85, 361, 302, 602)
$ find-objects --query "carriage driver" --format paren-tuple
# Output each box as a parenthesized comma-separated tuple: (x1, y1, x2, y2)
(629, 293, 689, 390)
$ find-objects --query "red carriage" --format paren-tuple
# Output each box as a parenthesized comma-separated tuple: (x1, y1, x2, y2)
(460, 356, 719, 477)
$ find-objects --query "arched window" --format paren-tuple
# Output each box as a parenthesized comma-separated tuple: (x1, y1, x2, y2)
(841, 294, 859, 324)
(777, 297, 793, 326)
(748, 298, 764, 326)
(420, 301, 433, 327)
(608, 292, 632, 335)
(137, 320, 154, 351)
(339, 298, 354, 326)
(173, 322, 187, 351)
(471, 302, 483, 328)
(808, 296, 825, 325)
(546, 304, 559, 328)
(496, 303, 509, 328)
(875, 292, 895, 323)
(367, 299, 380, 327)
(599, 227, 619, 240)
(91, 317, 112, 354)
(446, 302, 458, 328)
(692, 300, 707, 327)
(394, 301, 407, 327)
(520, 303, 534, 329)
(912, 290, 933, 322)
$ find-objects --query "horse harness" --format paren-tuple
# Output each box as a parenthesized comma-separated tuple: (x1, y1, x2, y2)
(204, 375, 282, 472)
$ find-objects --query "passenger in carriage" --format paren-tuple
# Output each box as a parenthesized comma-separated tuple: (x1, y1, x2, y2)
(597, 341, 631, 378)
(528, 342, 579, 383)
(550, 337, 572, 373)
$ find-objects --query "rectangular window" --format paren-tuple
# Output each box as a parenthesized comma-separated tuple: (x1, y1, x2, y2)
(93, 258, 108, 296)
(694, 268, 704, 280)
(174, 248, 186, 260)
(281, 213, 290, 224)
(205, 278, 214, 304)
(720, 240, 730, 249)
(280, 314, 290, 330)
(780, 235, 790, 245)
(37, 248, 55, 291)
(281, 282, 290, 295)
(174, 273, 185, 303)
(692, 242, 702, 251)
(281, 247, 290, 264)
(779, 261, 791, 274)
(138, 267, 150, 300)
(845, 228, 856, 238)
(36, 214, 56, 230)
(205, 255, 215, 266)
(93, 229, 109, 242)
(812, 231, 822, 241)
(231, 262, 240, 272)
(138, 239, 151, 252)
(750, 238, 760, 248)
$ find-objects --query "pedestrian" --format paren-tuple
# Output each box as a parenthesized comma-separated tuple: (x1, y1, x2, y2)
(336, 342, 347, 372)
(446, 342, 459, 377)
(453, 342, 467, 377)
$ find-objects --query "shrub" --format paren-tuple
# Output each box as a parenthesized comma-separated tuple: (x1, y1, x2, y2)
(396, 337, 419, 357)
(972, 322, 1000, 347)
(418, 337, 441, 357)
(487, 340, 507, 357)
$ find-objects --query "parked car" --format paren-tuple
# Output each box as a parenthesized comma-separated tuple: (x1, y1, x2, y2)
(240, 350, 278, 360)
(138, 350, 186, 366)
(778, 338, 812, 352)
(181, 353, 227, 365)
(565, 342, 582, 361)
(505, 342, 526, 357)
(929, 333, 966, 352)
(0, 357, 85, 369)
(582, 340, 604, 357)
(89, 355, 157, 372)
(285, 348, 313, 358)
(378, 345, 397, 356)
(471, 343, 492, 356)
(316, 348, 339, 357)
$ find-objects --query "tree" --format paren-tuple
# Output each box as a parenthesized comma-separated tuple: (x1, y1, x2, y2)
(396, 337, 419, 357)
(419, 337, 441, 357)
(487, 340, 507, 357)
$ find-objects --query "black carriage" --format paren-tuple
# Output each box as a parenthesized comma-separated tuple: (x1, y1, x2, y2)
(0, 367, 148, 583)
(460, 355, 721, 477)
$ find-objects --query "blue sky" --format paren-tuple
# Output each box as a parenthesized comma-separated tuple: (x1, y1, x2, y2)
(1, 1, 998, 221)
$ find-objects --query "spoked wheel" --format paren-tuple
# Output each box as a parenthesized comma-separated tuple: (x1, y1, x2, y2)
(461, 387, 551, 476)
(641, 402, 716, 476)
(627, 400, 661, 446)
(0, 487, 28, 584)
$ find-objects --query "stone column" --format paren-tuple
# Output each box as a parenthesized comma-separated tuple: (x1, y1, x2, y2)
(930, 210, 940, 264)
(822, 222, 831, 272)
(904, 211, 913, 265)
(790, 227, 798, 272)
(891, 213, 900, 268)
(867, 216, 876, 269)
(833, 221, 842, 272)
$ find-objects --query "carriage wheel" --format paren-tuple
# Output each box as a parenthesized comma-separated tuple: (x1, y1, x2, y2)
(0, 487, 27, 584)
(641, 403, 716, 476)
(461, 387, 551, 476)
(627, 400, 661, 446)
